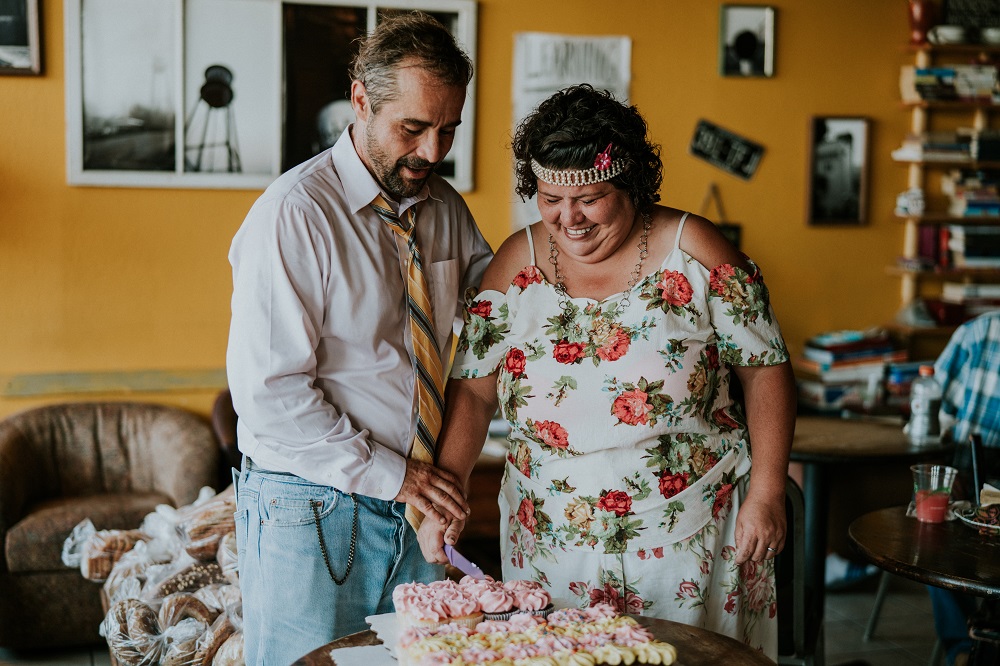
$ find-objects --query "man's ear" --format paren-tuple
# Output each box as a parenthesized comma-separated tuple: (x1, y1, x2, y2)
(350, 80, 370, 123)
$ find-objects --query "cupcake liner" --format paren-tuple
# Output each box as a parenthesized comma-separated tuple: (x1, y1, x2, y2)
(526, 603, 554, 619)
(483, 609, 517, 622)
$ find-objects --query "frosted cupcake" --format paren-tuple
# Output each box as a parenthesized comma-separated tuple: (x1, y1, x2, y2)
(503, 580, 553, 618)
(393, 582, 484, 629)
(479, 586, 517, 621)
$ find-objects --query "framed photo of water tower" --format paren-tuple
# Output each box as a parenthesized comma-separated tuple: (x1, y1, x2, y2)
(719, 5, 775, 77)
(807, 116, 870, 226)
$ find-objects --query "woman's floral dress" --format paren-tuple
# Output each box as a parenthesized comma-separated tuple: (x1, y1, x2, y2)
(451, 214, 789, 658)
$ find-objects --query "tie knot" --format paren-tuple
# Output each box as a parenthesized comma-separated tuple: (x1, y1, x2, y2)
(372, 195, 413, 235)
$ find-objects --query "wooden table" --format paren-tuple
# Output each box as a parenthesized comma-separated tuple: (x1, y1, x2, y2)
(848, 505, 1000, 599)
(790, 416, 953, 625)
(292, 615, 775, 666)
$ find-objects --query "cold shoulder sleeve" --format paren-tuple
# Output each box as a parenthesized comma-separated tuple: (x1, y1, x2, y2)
(449, 287, 512, 379)
(706, 261, 789, 366)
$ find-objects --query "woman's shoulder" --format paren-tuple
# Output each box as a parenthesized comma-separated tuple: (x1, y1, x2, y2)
(479, 225, 536, 293)
(670, 210, 751, 273)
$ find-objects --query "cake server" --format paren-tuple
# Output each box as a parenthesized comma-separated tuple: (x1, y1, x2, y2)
(444, 544, 487, 580)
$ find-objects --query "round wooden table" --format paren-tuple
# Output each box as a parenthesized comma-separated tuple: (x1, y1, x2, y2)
(292, 614, 775, 666)
(848, 505, 1000, 599)
(790, 416, 953, 621)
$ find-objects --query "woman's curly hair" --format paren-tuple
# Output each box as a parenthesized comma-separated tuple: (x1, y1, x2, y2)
(512, 84, 662, 210)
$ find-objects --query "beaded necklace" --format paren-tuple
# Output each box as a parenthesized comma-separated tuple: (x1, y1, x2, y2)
(547, 211, 651, 313)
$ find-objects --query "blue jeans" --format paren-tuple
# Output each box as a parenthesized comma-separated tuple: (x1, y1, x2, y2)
(234, 459, 441, 666)
(928, 586, 975, 665)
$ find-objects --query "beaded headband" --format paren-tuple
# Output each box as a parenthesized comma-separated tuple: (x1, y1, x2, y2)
(530, 143, 624, 187)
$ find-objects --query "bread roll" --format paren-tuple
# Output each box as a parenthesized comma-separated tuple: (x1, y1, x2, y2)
(81, 529, 146, 582)
(194, 613, 236, 666)
(159, 592, 219, 628)
(150, 562, 227, 599)
(182, 489, 237, 561)
(216, 531, 238, 584)
(212, 631, 244, 666)
(105, 598, 163, 666)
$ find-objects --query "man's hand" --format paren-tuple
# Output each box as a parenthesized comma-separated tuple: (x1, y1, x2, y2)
(394, 458, 470, 524)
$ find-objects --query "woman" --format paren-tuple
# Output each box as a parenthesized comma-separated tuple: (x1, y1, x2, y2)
(420, 84, 796, 657)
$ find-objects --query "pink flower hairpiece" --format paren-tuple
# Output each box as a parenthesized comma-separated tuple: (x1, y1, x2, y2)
(594, 143, 613, 170)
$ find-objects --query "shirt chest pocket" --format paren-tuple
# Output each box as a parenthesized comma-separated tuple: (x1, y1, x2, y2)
(425, 258, 459, 351)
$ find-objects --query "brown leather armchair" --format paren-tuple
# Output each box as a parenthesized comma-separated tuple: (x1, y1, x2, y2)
(0, 401, 220, 650)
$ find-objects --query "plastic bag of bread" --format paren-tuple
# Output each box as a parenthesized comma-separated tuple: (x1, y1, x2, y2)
(215, 531, 238, 585)
(158, 591, 221, 629)
(194, 583, 242, 616)
(192, 608, 238, 665)
(101, 597, 165, 666)
(81, 529, 148, 582)
(179, 485, 236, 562)
(142, 556, 228, 603)
(212, 630, 243, 665)
(104, 539, 173, 604)
(160, 617, 208, 666)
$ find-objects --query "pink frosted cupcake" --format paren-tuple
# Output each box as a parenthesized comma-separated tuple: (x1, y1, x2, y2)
(393, 583, 483, 629)
(503, 580, 553, 618)
(479, 586, 517, 621)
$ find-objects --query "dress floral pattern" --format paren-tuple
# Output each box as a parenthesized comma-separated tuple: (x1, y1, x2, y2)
(451, 216, 789, 658)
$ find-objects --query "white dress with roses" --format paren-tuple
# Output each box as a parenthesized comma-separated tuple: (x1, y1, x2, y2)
(451, 214, 789, 657)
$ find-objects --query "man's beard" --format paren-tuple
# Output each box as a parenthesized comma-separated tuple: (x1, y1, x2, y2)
(365, 127, 435, 198)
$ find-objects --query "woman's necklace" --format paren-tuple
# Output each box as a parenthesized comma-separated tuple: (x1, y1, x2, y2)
(547, 211, 651, 313)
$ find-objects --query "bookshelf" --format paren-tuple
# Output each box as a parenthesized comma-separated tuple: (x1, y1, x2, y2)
(893, 42, 1000, 356)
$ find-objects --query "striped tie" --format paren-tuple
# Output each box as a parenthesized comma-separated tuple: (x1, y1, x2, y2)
(371, 194, 445, 532)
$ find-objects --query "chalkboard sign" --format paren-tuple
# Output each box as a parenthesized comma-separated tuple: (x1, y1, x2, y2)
(943, 0, 1000, 28)
(689, 120, 765, 180)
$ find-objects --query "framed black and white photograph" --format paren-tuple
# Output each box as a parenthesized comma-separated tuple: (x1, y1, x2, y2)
(0, 0, 41, 75)
(65, 0, 476, 191)
(719, 5, 774, 78)
(807, 116, 870, 226)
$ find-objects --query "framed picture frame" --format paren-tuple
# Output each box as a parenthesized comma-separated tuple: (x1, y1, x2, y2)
(719, 4, 775, 78)
(0, 0, 42, 75)
(64, 0, 477, 191)
(807, 116, 870, 226)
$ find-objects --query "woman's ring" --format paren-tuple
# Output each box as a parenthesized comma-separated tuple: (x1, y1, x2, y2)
(766, 547, 776, 552)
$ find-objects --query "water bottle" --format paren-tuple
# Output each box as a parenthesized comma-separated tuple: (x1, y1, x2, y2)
(907, 364, 942, 446)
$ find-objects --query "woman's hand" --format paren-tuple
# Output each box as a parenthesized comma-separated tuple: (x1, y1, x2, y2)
(734, 492, 786, 564)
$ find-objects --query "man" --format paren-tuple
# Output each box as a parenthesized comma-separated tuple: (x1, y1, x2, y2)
(226, 12, 492, 665)
(928, 311, 1000, 666)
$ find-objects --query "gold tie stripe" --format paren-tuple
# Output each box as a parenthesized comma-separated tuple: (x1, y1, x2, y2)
(371, 195, 445, 532)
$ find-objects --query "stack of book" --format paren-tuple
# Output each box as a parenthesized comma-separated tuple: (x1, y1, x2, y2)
(899, 64, 999, 103)
(941, 281, 1000, 318)
(942, 169, 1000, 218)
(794, 330, 908, 413)
(947, 225, 1000, 268)
(892, 131, 973, 163)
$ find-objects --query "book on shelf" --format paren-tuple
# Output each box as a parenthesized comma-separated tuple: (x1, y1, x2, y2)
(795, 349, 908, 375)
(794, 358, 895, 384)
(942, 281, 1000, 300)
(802, 329, 895, 364)
(796, 379, 867, 413)
(899, 65, 998, 103)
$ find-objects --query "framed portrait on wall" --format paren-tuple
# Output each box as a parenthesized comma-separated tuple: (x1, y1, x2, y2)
(718, 4, 774, 78)
(0, 0, 42, 75)
(64, 0, 477, 191)
(807, 116, 870, 226)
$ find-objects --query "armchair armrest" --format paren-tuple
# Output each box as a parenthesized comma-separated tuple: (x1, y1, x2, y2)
(0, 418, 45, 572)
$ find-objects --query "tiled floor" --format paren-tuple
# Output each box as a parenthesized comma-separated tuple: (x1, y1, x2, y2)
(0, 576, 941, 666)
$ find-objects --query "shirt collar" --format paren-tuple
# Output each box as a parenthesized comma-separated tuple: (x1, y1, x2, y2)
(331, 124, 444, 217)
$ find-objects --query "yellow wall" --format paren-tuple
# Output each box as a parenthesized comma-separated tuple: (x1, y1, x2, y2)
(0, 1, 911, 419)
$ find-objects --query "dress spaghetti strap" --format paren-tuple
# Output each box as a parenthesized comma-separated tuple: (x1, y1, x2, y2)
(674, 212, 691, 251)
(525, 225, 537, 266)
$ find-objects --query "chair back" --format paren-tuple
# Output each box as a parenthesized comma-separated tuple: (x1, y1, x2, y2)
(777, 475, 823, 666)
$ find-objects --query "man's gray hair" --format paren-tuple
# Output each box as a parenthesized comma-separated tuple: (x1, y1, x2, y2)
(350, 11, 473, 113)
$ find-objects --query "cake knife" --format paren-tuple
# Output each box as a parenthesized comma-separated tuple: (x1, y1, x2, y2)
(444, 544, 487, 580)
